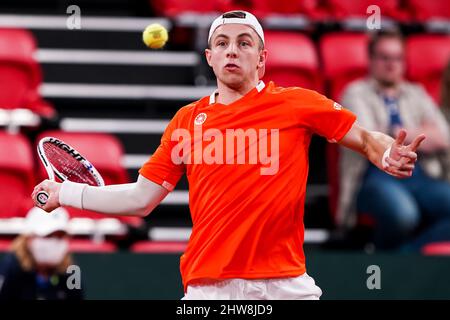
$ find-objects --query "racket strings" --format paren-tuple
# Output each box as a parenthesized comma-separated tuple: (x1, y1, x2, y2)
(42, 142, 99, 186)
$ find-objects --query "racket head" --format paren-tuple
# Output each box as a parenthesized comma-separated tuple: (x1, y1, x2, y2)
(37, 136, 105, 187)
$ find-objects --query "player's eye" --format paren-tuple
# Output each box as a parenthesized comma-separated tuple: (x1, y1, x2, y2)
(240, 41, 249, 47)
(216, 41, 226, 47)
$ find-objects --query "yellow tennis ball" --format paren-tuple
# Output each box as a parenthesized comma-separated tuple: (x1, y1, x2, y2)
(142, 23, 168, 49)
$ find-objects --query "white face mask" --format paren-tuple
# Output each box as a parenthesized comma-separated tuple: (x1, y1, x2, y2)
(28, 237, 69, 266)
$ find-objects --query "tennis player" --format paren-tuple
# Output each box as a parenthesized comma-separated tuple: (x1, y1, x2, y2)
(32, 11, 425, 300)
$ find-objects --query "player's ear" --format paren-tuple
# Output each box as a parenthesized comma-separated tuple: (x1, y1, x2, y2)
(205, 49, 213, 67)
(258, 49, 267, 68)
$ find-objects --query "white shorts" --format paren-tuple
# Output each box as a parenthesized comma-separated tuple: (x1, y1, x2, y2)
(182, 273, 322, 300)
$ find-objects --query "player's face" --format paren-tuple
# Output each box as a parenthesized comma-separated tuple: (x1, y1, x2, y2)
(370, 38, 405, 87)
(205, 24, 266, 89)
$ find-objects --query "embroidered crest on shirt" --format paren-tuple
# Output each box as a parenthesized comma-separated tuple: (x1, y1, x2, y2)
(333, 102, 342, 110)
(194, 113, 207, 125)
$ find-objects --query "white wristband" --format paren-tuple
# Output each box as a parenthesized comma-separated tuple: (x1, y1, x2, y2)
(59, 181, 88, 209)
(381, 145, 392, 169)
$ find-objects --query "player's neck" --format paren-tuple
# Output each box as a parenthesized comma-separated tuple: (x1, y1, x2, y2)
(216, 79, 258, 105)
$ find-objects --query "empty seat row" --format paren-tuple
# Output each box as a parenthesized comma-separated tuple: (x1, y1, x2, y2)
(1, 28, 448, 113)
(150, 0, 450, 22)
(0, 238, 187, 253)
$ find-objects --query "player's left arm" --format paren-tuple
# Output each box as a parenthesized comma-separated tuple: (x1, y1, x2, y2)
(338, 122, 426, 178)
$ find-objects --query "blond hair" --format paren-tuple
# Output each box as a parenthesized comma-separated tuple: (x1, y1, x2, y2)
(10, 235, 73, 274)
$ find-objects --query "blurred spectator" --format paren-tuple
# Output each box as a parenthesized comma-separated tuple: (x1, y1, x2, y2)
(338, 30, 450, 251)
(0, 207, 83, 300)
(442, 60, 450, 120)
(439, 60, 450, 182)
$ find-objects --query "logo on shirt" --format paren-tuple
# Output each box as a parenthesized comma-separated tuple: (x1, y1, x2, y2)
(170, 126, 280, 176)
(333, 102, 342, 110)
(194, 113, 207, 125)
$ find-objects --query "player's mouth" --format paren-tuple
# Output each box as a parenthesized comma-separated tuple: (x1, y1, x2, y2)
(224, 63, 240, 71)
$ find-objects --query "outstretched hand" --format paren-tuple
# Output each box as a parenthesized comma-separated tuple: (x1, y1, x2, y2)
(383, 129, 426, 178)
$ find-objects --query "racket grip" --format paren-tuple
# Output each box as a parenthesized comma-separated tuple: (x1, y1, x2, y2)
(36, 191, 50, 206)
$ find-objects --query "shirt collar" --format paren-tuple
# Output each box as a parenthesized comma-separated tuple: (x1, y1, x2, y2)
(209, 80, 266, 105)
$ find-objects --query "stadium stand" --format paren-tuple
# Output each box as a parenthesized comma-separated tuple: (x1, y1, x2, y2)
(68, 238, 118, 252)
(406, 34, 450, 105)
(0, 132, 35, 218)
(0, 28, 54, 117)
(406, 0, 450, 22)
(325, 0, 409, 22)
(0, 0, 448, 252)
(263, 31, 322, 92)
(151, 0, 219, 17)
(320, 32, 369, 102)
(130, 240, 187, 253)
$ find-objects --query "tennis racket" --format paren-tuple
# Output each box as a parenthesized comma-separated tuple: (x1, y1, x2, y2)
(35, 136, 105, 206)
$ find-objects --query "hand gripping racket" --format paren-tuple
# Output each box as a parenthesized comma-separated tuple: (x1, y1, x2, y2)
(35, 136, 105, 206)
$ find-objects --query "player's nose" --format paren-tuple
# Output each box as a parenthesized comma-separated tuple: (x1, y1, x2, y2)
(225, 42, 238, 58)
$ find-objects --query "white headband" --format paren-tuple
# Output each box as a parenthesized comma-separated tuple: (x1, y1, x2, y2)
(208, 11, 265, 45)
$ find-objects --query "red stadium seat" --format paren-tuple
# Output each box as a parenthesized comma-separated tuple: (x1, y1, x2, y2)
(320, 32, 369, 101)
(406, 35, 450, 106)
(68, 239, 118, 253)
(253, 0, 307, 16)
(0, 132, 35, 218)
(35, 131, 142, 227)
(150, 0, 218, 17)
(150, 0, 326, 19)
(263, 32, 322, 92)
(406, 0, 450, 21)
(325, 0, 408, 21)
(0, 238, 12, 252)
(0, 238, 117, 253)
(242, 0, 326, 18)
(217, 0, 258, 15)
(0, 28, 55, 118)
(422, 242, 450, 256)
(130, 241, 187, 253)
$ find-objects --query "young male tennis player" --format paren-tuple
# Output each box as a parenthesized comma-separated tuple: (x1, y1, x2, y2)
(32, 11, 425, 300)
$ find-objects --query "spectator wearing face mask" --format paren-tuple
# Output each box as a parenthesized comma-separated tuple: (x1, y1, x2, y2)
(0, 207, 83, 300)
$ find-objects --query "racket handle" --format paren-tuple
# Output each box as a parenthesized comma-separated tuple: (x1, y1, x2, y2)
(36, 191, 50, 206)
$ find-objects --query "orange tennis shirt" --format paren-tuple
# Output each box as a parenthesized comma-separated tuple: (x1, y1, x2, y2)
(139, 81, 357, 290)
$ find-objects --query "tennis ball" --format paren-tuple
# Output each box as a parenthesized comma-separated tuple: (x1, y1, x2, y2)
(142, 23, 168, 49)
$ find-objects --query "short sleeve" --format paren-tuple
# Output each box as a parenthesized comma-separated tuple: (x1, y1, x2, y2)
(292, 89, 357, 142)
(139, 110, 186, 191)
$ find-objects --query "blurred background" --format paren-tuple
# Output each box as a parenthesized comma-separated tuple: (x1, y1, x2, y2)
(0, 0, 449, 299)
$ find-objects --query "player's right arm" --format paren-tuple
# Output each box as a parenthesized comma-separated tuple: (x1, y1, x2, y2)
(32, 105, 190, 216)
(31, 175, 169, 216)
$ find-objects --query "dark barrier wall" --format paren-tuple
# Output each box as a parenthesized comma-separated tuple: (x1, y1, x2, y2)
(1, 252, 450, 299)
(306, 252, 450, 299)
(74, 253, 184, 299)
